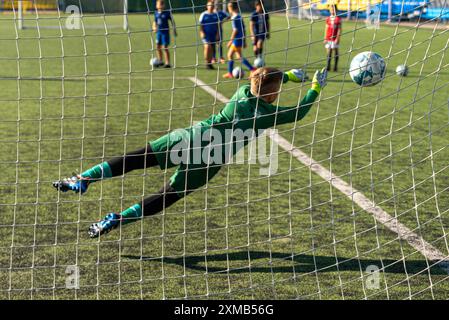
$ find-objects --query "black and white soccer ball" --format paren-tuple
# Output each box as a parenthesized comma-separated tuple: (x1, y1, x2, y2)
(395, 64, 409, 77)
(232, 67, 244, 79)
(150, 57, 161, 66)
(254, 57, 265, 68)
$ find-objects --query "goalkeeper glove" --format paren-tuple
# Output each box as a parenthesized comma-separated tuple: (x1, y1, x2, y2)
(311, 68, 327, 94)
(284, 68, 307, 83)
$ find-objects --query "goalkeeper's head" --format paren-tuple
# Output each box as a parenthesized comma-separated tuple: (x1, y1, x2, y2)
(250, 67, 283, 104)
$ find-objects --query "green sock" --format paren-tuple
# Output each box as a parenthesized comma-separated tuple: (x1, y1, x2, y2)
(81, 162, 112, 181)
(120, 204, 142, 225)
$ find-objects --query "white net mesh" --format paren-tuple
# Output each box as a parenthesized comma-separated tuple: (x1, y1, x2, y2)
(0, 0, 448, 299)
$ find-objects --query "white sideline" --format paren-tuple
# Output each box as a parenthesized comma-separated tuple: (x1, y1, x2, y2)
(189, 76, 449, 274)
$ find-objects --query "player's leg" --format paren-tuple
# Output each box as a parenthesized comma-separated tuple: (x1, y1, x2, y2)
(88, 182, 182, 238)
(235, 48, 255, 72)
(163, 46, 171, 68)
(253, 38, 259, 57)
(218, 41, 225, 63)
(257, 38, 264, 57)
(203, 42, 209, 65)
(223, 47, 235, 78)
(208, 44, 215, 68)
(333, 47, 339, 72)
(204, 42, 214, 69)
(211, 36, 217, 64)
(156, 43, 164, 67)
(161, 32, 171, 68)
(211, 42, 217, 63)
(88, 140, 224, 237)
(53, 145, 159, 194)
(326, 45, 332, 71)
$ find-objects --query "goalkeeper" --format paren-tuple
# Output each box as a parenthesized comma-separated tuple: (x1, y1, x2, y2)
(53, 67, 327, 238)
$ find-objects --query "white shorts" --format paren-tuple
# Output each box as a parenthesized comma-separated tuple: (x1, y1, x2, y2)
(325, 41, 339, 49)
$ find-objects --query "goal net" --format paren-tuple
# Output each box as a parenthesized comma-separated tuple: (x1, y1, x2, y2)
(0, 0, 448, 299)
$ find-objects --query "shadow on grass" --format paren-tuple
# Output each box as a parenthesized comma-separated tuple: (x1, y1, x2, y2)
(123, 250, 447, 275)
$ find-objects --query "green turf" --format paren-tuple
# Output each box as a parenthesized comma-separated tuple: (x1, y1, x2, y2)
(0, 12, 448, 300)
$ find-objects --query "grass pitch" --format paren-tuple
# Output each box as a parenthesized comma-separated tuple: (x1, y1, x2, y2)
(0, 12, 448, 299)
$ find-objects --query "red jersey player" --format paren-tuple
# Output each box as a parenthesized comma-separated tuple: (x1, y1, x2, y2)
(324, 4, 342, 72)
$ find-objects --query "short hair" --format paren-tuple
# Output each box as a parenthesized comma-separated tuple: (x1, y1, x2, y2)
(255, 0, 263, 7)
(228, 1, 238, 11)
(251, 67, 283, 98)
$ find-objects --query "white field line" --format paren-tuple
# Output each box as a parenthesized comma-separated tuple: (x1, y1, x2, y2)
(189, 76, 449, 273)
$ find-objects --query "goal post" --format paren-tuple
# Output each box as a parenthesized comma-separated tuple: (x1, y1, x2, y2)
(123, 0, 129, 31)
(17, 0, 23, 30)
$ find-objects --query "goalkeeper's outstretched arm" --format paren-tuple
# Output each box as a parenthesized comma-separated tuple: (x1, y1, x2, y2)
(275, 68, 327, 125)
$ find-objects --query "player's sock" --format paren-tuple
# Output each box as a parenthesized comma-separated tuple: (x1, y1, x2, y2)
(212, 44, 216, 61)
(258, 47, 263, 57)
(121, 183, 182, 222)
(105, 183, 181, 230)
(334, 54, 339, 71)
(120, 203, 142, 224)
(141, 183, 182, 216)
(228, 60, 234, 74)
(326, 52, 332, 71)
(219, 44, 224, 60)
(242, 58, 254, 71)
(81, 162, 112, 181)
(89, 184, 182, 237)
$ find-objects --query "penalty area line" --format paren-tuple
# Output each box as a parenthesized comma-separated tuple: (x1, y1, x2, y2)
(188, 76, 449, 274)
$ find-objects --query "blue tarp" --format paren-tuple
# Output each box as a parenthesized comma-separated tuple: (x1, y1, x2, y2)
(317, 0, 449, 20)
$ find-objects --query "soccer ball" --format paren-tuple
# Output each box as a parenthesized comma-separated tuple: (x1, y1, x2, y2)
(232, 67, 244, 79)
(396, 64, 409, 77)
(254, 57, 265, 68)
(349, 51, 386, 87)
(150, 57, 161, 66)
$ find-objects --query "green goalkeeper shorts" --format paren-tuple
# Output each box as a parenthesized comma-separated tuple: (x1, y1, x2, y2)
(149, 121, 224, 196)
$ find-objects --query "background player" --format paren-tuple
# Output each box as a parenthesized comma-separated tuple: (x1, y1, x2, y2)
(250, 0, 270, 59)
(223, 1, 255, 79)
(324, 4, 342, 72)
(53, 67, 327, 238)
(153, 0, 177, 68)
(213, 6, 230, 64)
(199, 1, 220, 69)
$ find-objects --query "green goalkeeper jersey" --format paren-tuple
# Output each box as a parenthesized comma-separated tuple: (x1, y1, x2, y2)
(150, 84, 319, 195)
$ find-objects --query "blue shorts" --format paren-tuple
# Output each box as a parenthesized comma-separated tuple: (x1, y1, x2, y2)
(254, 34, 267, 44)
(156, 32, 170, 46)
(232, 38, 244, 48)
(202, 33, 217, 44)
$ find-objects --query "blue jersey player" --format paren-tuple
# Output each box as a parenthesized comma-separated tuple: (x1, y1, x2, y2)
(250, 0, 270, 58)
(199, 1, 220, 69)
(214, 8, 230, 64)
(152, 0, 177, 68)
(223, 1, 254, 79)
